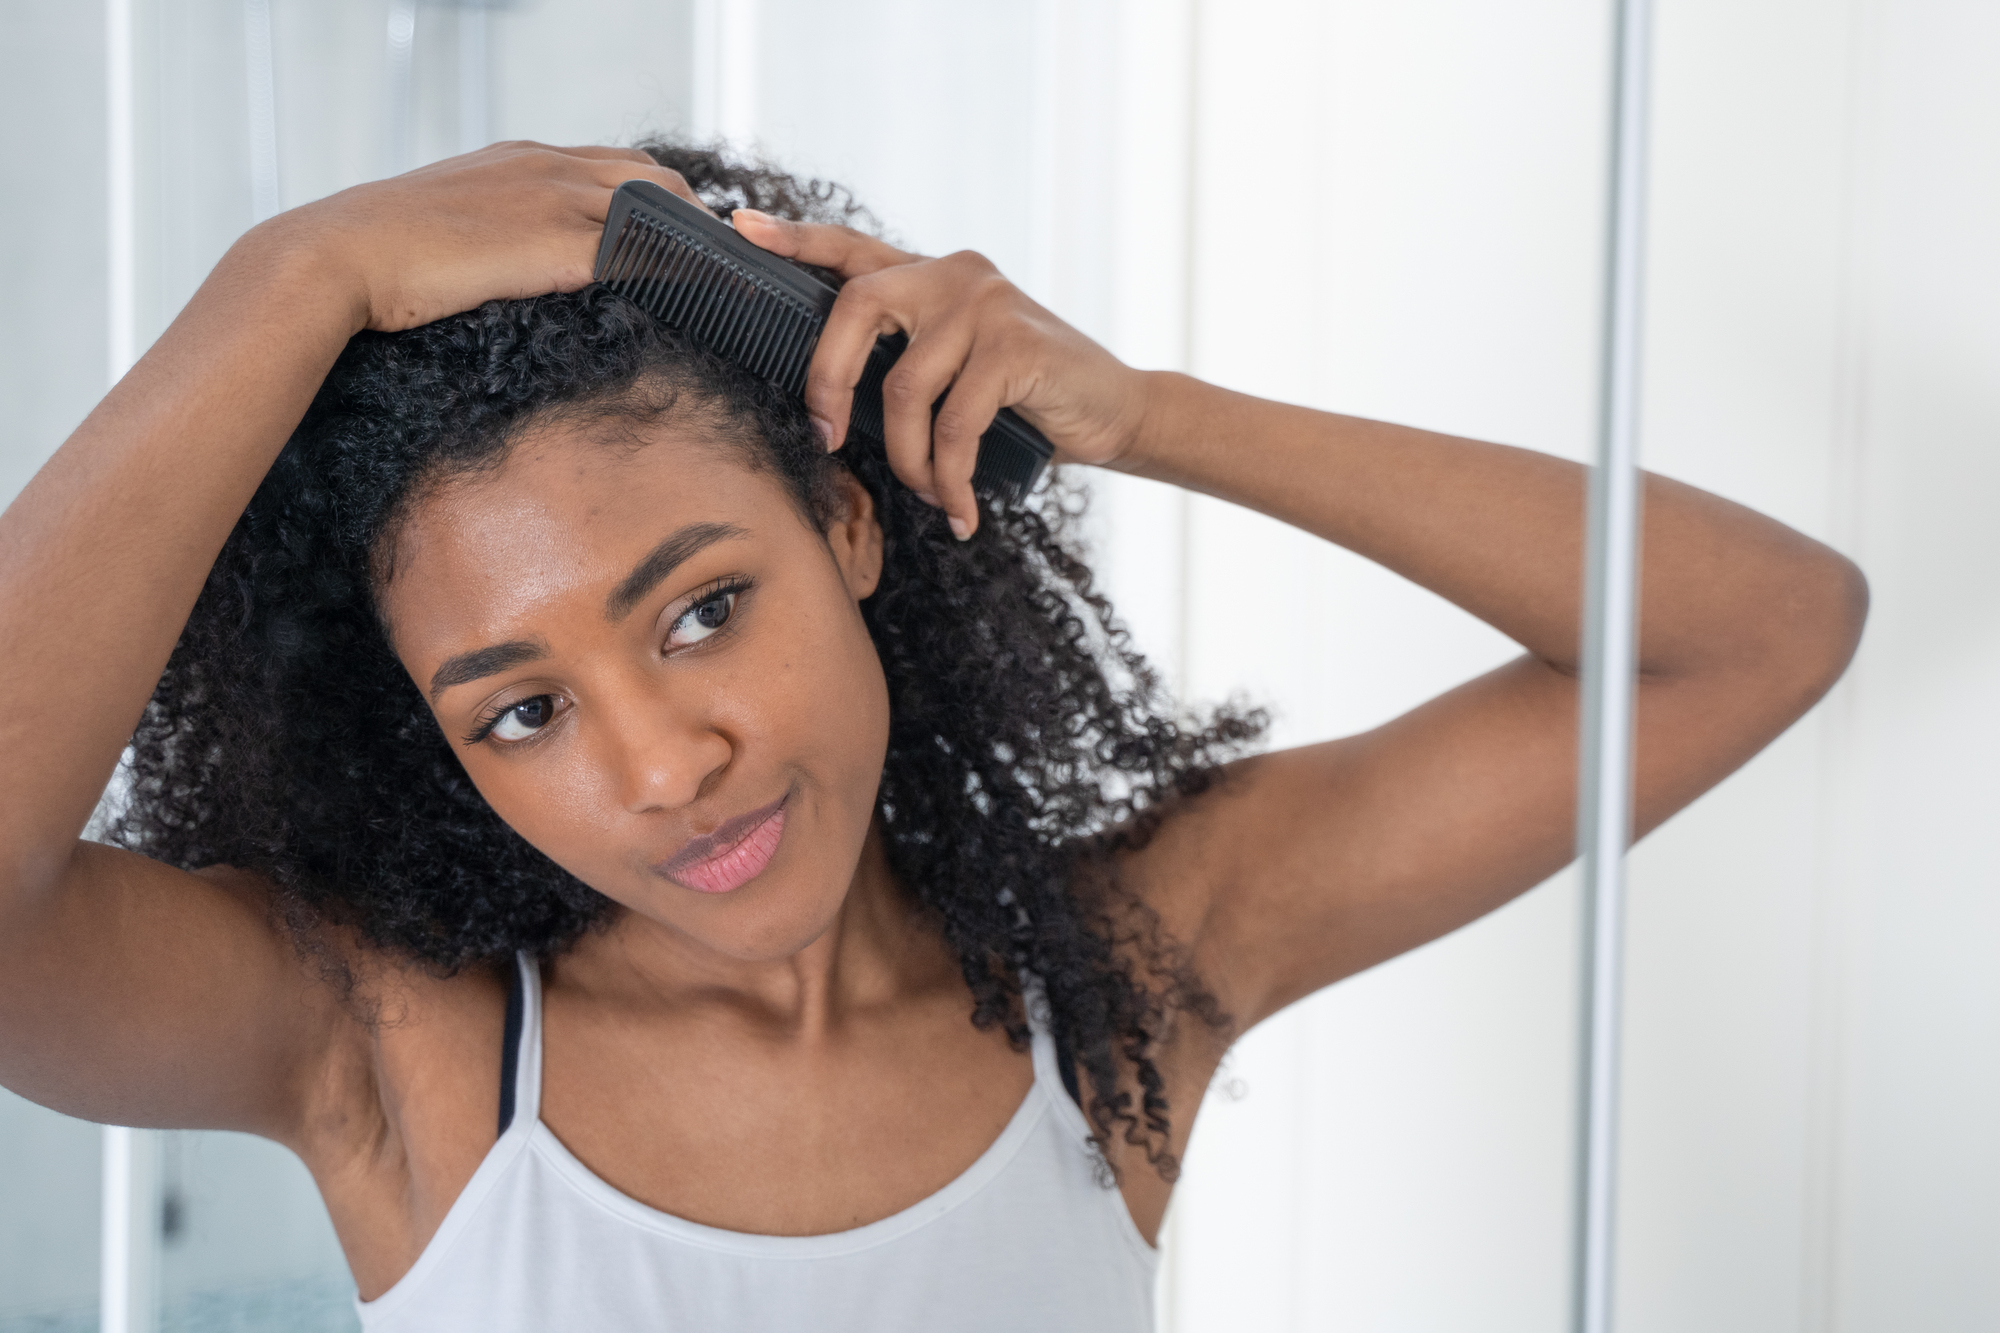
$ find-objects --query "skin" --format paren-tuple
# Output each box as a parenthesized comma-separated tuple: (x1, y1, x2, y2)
(0, 144, 1866, 1300)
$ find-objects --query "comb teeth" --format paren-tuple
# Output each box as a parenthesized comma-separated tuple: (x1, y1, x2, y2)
(846, 332, 1054, 504)
(970, 415, 1055, 504)
(845, 334, 902, 447)
(594, 180, 1055, 505)
(599, 211, 822, 393)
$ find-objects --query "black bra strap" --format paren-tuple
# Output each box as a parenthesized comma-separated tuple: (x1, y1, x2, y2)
(1052, 1025, 1082, 1109)
(495, 954, 1080, 1131)
(497, 956, 525, 1136)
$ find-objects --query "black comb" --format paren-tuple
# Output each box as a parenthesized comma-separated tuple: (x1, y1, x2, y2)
(593, 179, 1055, 505)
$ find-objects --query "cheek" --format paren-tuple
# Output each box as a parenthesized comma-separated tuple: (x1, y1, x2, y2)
(456, 607, 889, 892)
(786, 599, 892, 781)
(462, 745, 619, 871)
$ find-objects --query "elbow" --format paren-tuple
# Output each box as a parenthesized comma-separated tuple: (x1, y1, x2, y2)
(1781, 545, 1869, 707)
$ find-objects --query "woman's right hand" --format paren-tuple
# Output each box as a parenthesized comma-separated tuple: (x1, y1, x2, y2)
(260, 142, 703, 334)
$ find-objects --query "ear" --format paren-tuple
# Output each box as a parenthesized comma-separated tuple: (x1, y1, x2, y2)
(822, 469, 884, 601)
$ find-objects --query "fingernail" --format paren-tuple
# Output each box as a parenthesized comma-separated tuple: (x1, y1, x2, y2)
(810, 416, 835, 451)
(948, 515, 972, 542)
(734, 208, 772, 225)
(916, 490, 939, 506)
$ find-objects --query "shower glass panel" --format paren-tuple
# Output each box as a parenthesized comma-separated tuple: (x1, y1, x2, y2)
(1, 0, 111, 1322)
(0, 2, 697, 1329)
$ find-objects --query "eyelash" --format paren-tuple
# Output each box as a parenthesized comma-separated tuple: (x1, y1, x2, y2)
(670, 576, 756, 646)
(460, 574, 757, 748)
(462, 696, 556, 747)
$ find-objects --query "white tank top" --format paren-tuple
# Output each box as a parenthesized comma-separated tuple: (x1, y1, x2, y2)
(356, 954, 1158, 1331)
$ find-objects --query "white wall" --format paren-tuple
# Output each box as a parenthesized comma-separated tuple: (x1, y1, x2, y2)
(1163, 1, 1603, 1325)
(1827, 4, 2000, 1320)
(1624, 1, 2000, 1327)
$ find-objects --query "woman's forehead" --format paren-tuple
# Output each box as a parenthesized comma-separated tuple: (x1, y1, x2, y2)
(377, 425, 798, 639)
(397, 419, 778, 550)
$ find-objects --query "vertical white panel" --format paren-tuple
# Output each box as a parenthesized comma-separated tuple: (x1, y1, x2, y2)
(105, 0, 136, 385)
(244, 0, 280, 222)
(0, 2, 111, 505)
(1595, 0, 2000, 1327)
(1825, 0, 2000, 1324)
(456, 3, 489, 155)
(692, 0, 757, 147)
(133, 0, 257, 341)
(1167, 0, 1607, 1329)
(486, 0, 694, 152)
(1105, 0, 1194, 377)
(1029, 0, 1195, 700)
(752, 1, 1035, 273)
(0, 8, 115, 1324)
(265, 0, 385, 209)
(384, 0, 416, 174)
(1070, 0, 1194, 693)
(690, 0, 718, 139)
(1616, 0, 1858, 1328)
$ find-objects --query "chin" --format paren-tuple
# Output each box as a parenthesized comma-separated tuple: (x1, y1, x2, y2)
(631, 872, 851, 963)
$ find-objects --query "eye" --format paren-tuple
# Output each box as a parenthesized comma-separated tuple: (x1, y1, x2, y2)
(485, 695, 559, 743)
(668, 588, 739, 648)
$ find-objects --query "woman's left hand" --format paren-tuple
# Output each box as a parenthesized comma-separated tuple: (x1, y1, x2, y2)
(732, 210, 1149, 539)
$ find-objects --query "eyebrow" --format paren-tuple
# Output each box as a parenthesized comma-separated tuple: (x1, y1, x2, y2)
(428, 639, 548, 703)
(604, 521, 749, 622)
(425, 521, 751, 703)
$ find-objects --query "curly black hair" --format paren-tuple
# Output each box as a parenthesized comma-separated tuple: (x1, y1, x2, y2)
(110, 144, 1268, 1178)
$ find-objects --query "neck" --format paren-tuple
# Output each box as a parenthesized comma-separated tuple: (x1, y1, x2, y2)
(550, 818, 952, 1037)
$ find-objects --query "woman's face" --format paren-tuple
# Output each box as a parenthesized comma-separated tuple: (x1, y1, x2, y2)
(377, 415, 891, 964)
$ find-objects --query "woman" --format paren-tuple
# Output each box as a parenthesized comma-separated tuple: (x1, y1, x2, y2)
(0, 142, 1864, 1328)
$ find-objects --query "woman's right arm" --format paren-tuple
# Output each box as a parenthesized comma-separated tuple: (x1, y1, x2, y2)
(0, 143, 697, 1142)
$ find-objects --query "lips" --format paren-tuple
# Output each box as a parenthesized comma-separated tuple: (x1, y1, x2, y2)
(656, 793, 788, 894)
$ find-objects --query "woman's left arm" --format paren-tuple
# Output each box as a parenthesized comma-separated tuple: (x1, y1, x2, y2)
(1100, 376, 1865, 1023)
(734, 214, 1867, 1027)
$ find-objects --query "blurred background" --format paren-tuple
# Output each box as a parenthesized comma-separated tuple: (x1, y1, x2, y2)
(1, 0, 1995, 1330)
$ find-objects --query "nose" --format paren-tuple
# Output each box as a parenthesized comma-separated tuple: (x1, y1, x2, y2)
(598, 679, 734, 815)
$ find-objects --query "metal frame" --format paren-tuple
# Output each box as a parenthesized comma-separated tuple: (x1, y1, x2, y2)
(101, 0, 150, 1327)
(1574, 0, 1653, 1329)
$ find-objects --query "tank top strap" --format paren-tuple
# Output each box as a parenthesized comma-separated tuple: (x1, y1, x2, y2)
(498, 950, 544, 1134)
(1019, 971, 1083, 1109)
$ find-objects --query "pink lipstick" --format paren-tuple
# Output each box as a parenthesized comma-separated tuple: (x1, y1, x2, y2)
(657, 795, 787, 894)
